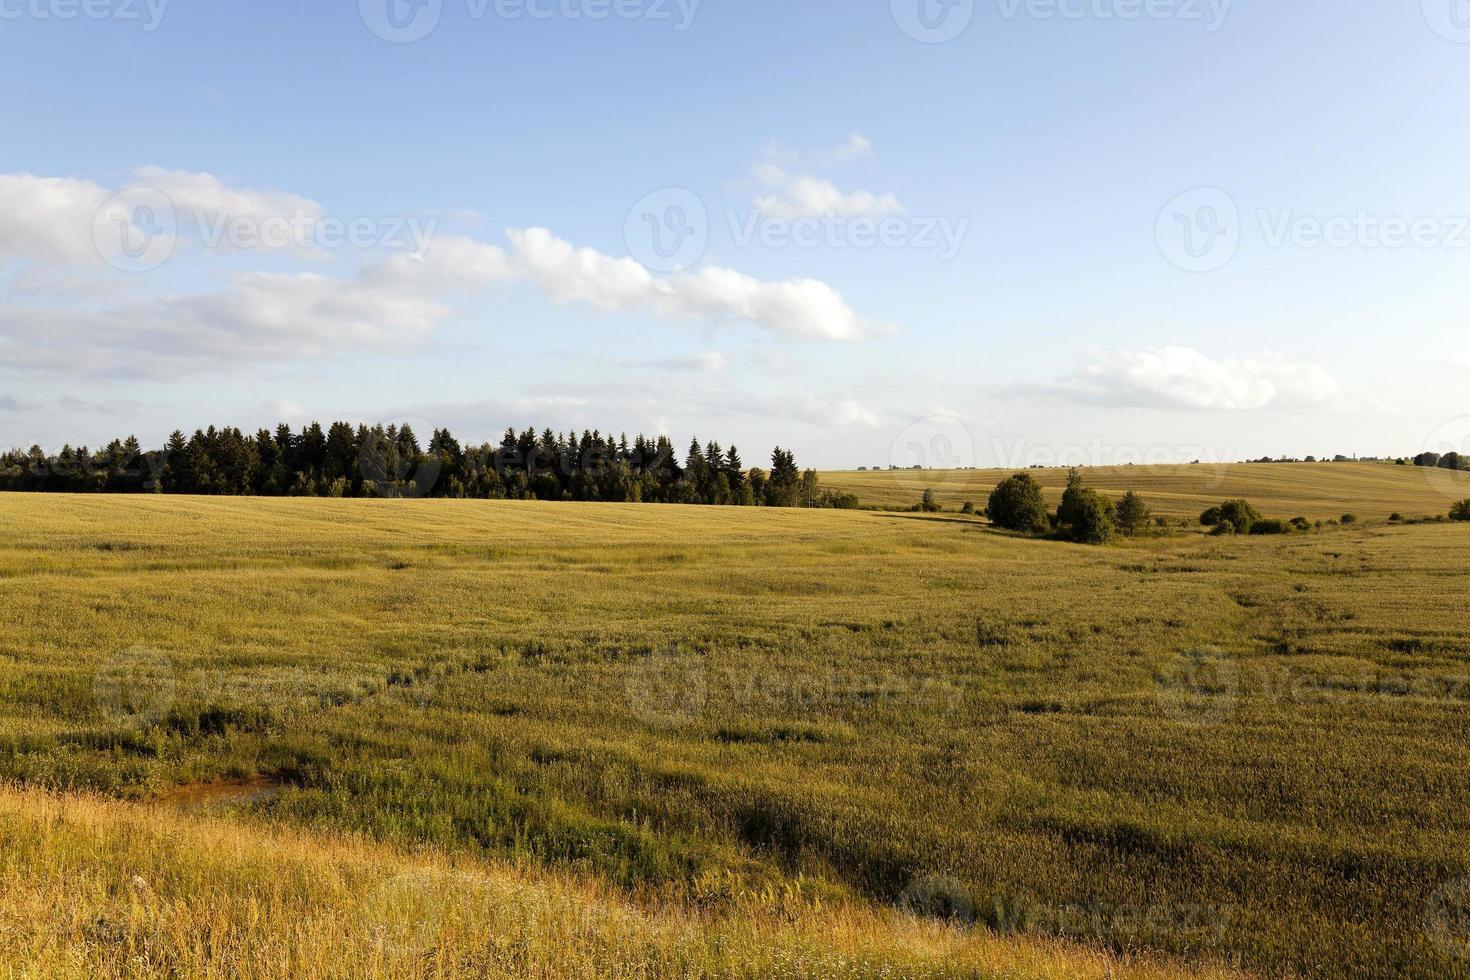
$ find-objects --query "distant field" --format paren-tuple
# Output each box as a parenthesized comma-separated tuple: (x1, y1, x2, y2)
(822, 461, 1470, 520)
(2, 494, 1470, 976)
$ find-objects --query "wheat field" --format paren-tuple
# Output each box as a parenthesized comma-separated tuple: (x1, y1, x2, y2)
(821, 461, 1470, 520)
(1, 481, 1469, 977)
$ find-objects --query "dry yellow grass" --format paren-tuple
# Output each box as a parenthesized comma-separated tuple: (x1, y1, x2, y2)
(822, 461, 1470, 520)
(0, 784, 1239, 979)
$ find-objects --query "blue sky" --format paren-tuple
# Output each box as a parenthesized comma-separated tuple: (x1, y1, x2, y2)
(2, 0, 1469, 470)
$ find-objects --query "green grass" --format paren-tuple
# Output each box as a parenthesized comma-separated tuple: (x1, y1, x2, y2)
(2, 491, 1469, 976)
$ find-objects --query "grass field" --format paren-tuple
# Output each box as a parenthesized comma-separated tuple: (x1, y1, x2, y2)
(2, 484, 1469, 976)
(821, 461, 1470, 521)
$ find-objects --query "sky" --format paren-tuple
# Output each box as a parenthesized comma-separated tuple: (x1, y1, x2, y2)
(2, 0, 1469, 471)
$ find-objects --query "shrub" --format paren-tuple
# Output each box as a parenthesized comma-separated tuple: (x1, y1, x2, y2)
(987, 474, 1049, 533)
(1451, 500, 1470, 522)
(1389, 512, 1403, 523)
(1114, 491, 1151, 537)
(1340, 513, 1358, 525)
(920, 489, 942, 513)
(1250, 519, 1290, 535)
(1201, 499, 1262, 534)
(1068, 491, 1116, 544)
(960, 501, 976, 515)
(1290, 516, 1311, 531)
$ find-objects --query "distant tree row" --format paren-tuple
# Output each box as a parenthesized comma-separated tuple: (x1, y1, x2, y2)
(0, 422, 855, 508)
(1411, 452, 1470, 471)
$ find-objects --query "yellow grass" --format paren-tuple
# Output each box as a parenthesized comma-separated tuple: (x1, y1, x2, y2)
(0, 784, 1236, 979)
(821, 461, 1470, 519)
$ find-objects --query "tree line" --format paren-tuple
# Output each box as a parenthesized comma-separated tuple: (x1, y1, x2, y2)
(0, 422, 858, 508)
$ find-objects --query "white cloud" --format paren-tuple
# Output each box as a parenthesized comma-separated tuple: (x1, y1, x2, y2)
(763, 133, 875, 169)
(0, 168, 881, 380)
(748, 134, 900, 220)
(610, 352, 729, 372)
(134, 166, 321, 232)
(794, 393, 881, 427)
(0, 173, 113, 265)
(505, 227, 873, 341)
(1021, 347, 1341, 411)
(752, 164, 903, 220)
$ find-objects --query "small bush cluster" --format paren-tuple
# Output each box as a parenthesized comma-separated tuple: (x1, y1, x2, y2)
(986, 470, 1151, 545)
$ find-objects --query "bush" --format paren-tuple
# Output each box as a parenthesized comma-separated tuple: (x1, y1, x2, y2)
(1340, 513, 1358, 525)
(1068, 490, 1116, 544)
(1054, 469, 1117, 544)
(1250, 519, 1290, 535)
(960, 501, 976, 515)
(1201, 499, 1262, 534)
(1389, 512, 1403, 523)
(1115, 491, 1150, 537)
(987, 473, 1050, 534)
(920, 489, 942, 513)
(1290, 516, 1311, 531)
(1451, 500, 1470, 522)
